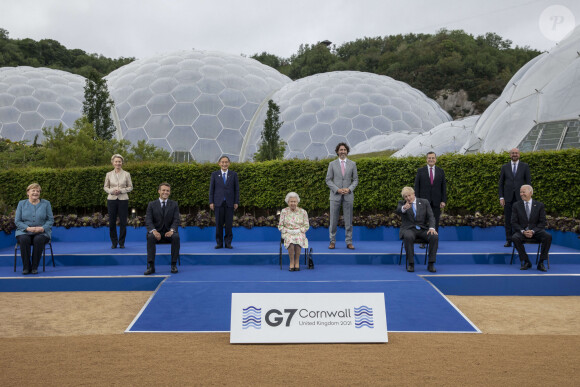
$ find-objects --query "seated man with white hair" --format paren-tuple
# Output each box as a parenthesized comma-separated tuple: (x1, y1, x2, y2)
(278, 192, 310, 271)
(511, 184, 552, 272)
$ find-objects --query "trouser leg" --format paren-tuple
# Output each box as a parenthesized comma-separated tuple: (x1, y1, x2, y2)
(108, 200, 119, 246)
(535, 230, 552, 261)
(402, 229, 416, 265)
(343, 200, 353, 244)
(117, 200, 128, 246)
(224, 206, 234, 246)
(511, 232, 529, 262)
(169, 233, 180, 265)
(31, 234, 49, 270)
(146, 232, 157, 266)
(16, 234, 32, 271)
(215, 202, 226, 246)
(432, 206, 441, 231)
(329, 200, 341, 243)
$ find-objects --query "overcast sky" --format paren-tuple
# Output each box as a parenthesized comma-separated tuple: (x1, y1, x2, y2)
(1, 0, 578, 61)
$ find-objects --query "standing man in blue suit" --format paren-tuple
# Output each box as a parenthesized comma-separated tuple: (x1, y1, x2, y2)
(209, 156, 239, 249)
(414, 151, 446, 248)
(326, 142, 358, 250)
(499, 148, 531, 247)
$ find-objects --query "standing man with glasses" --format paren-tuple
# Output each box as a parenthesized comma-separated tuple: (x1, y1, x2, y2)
(210, 155, 239, 249)
(144, 182, 180, 275)
(499, 148, 531, 247)
(326, 142, 358, 250)
(414, 151, 446, 248)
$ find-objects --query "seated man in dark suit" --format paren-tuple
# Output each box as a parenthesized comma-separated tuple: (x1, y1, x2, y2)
(511, 184, 552, 272)
(396, 186, 439, 273)
(144, 182, 181, 275)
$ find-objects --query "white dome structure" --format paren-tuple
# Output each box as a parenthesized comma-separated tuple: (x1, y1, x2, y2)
(106, 50, 291, 162)
(350, 132, 418, 154)
(460, 25, 580, 154)
(0, 66, 85, 142)
(243, 71, 451, 160)
(394, 115, 479, 157)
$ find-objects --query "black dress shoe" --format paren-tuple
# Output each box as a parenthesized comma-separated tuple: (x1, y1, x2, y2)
(119, 245, 125, 249)
(419, 243, 426, 249)
(111, 244, 118, 249)
(289, 268, 294, 271)
(22, 269, 30, 275)
(225, 245, 233, 249)
(520, 260, 532, 270)
(537, 261, 547, 272)
(427, 263, 436, 273)
(171, 265, 178, 274)
(31, 269, 39, 274)
(295, 267, 300, 271)
(504, 241, 512, 247)
(407, 265, 415, 272)
(214, 245, 223, 249)
(144, 267, 155, 275)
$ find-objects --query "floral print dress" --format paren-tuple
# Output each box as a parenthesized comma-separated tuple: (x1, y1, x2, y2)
(278, 207, 309, 249)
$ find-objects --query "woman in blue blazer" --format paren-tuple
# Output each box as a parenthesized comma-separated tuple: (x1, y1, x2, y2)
(15, 183, 54, 275)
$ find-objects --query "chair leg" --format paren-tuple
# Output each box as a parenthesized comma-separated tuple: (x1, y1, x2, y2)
(14, 244, 18, 272)
(510, 246, 516, 264)
(42, 244, 46, 272)
(399, 242, 404, 265)
(424, 242, 429, 265)
(49, 243, 55, 267)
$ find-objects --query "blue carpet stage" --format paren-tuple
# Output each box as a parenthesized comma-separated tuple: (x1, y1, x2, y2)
(1, 226, 579, 333)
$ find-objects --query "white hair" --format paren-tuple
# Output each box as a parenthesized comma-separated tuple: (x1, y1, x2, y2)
(285, 192, 300, 204)
(521, 184, 533, 195)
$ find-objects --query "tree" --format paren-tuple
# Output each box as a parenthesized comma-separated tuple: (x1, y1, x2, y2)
(254, 100, 286, 161)
(82, 71, 116, 140)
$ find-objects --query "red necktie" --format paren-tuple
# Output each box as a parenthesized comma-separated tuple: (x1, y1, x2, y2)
(429, 167, 434, 185)
(341, 160, 345, 176)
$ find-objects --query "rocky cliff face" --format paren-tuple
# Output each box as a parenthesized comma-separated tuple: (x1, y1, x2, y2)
(435, 89, 497, 119)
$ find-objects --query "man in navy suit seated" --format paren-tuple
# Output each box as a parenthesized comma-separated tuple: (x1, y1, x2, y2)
(209, 156, 239, 249)
(511, 185, 552, 272)
(396, 186, 439, 273)
(144, 182, 180, 275)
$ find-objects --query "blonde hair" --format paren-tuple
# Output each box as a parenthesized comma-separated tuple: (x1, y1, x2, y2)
(111, 154, 124, 163)
(401, 186, 414, 197)
(26, 183, 41, 192)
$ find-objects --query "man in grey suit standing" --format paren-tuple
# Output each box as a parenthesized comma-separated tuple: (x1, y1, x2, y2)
(396, 186, 439, 273)
(326, 142, 358, 250)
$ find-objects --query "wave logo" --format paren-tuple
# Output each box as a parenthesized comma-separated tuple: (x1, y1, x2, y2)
(242, 306, 261, 329)
(354, 305, 374, 329)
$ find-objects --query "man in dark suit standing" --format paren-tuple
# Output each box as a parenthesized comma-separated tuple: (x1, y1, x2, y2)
(396, 187, 439, 273)
(209, 156, 239, 249)
(499, 148, 531, 247)
(414, 151, 446, 248)
(144, 182, 180, 275)
(511, 185, 551, 272)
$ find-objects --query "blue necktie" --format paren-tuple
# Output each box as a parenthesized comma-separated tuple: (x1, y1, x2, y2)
(512, 163, 516, 176)
(223, 173, 226, 184)
(412, 203, 420, 229)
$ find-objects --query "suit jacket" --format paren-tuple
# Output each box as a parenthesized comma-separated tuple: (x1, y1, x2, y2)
(511, 199, 547, 235)
(414, 165, 447, 207)
(498, 161, 531, 203)
(209, 170, 239, 207)
(145, 199, 180, 233)
(396, 198, 435, 239)
(326, 158, 358, 202)
(104, 170, 133, 200)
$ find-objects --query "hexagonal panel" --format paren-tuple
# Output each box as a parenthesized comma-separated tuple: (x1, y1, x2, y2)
(146, 94, 176, 115)
(194, 115, 222, 139)
(218, 107, 245, 130)
(216, 129, 244, 154)
(310, 123, 333, 143)
(169, 103, 199, 126)
(195, 94, 223, 115)
(167, 126, 198, 151)
(144, 115, 173, 138)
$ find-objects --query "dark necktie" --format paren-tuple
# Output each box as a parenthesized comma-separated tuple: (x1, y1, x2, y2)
(223, 173, 227, 184)
(162, 201, 166, 215)
(512, 163, 517, 176)
(429, 167, 434, 185)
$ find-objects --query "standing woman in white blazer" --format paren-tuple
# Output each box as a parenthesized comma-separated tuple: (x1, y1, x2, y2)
(104, 154, 133, 249)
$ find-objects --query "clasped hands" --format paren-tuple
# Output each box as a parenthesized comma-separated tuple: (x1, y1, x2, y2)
(26, 226, 44, 233)
(337, 188, 350, 195)
(152, 229, 174, 240)
(522, 229, 534, 238)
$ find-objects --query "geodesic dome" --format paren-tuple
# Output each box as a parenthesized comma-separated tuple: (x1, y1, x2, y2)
(460, 25, 580, 154)
(394, 115, 480, 157)
(243, 71, 451, 160)
(350, 132, 418, 154)
(0, 66, 85, 142)
(105, 50, 291, 162)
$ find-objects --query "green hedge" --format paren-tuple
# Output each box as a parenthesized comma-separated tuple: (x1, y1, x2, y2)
(1, 149, 578, 217)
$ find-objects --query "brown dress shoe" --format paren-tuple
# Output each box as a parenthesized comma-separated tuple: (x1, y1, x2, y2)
(328, 242, 335, 249)
(346, 243, 355, 250)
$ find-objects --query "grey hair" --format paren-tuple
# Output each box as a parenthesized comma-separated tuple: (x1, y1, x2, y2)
(285, 192, 300, 204)
(521, 184, 533, 195)
(401, 186, 415, 197)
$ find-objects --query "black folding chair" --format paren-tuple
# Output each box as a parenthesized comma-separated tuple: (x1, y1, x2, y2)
(398, 239, 429, 269)
(511, 240, 547, 268)
(14, 240, 55, 272)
